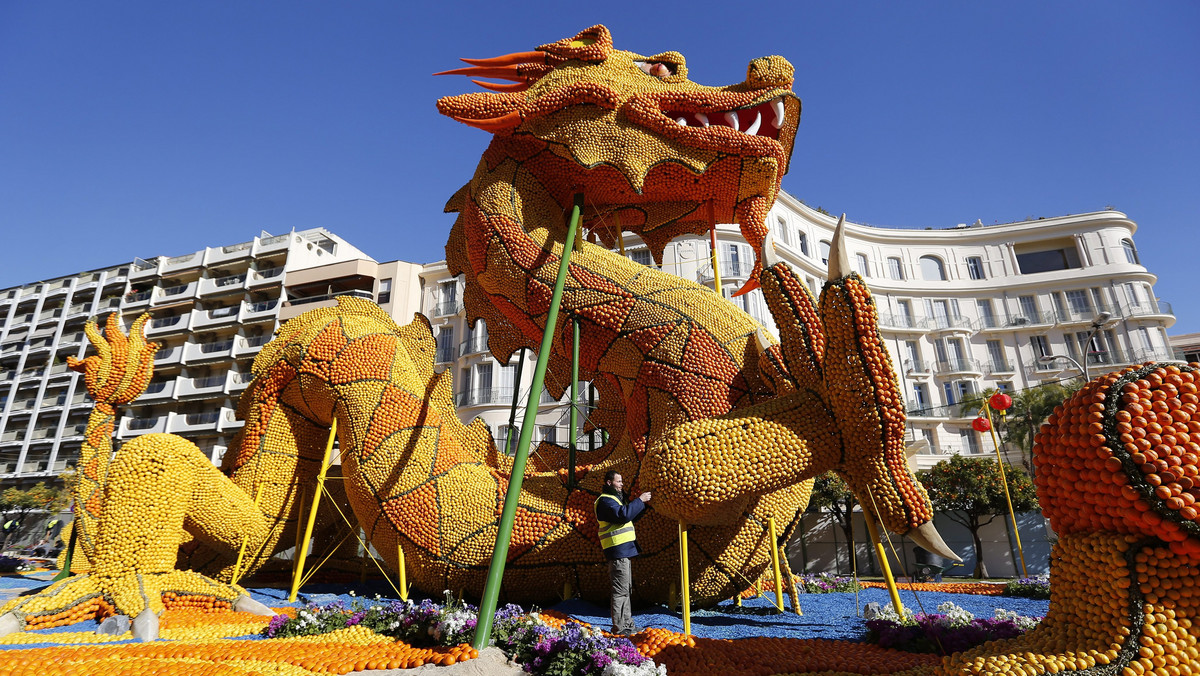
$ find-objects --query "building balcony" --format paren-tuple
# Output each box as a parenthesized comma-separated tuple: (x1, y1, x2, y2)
(46, 364, 73, 380)
(248, 266, 284, 288)
(97, 296, 122, 312)
(218, 406, 243, 432)
(191, 305, 240, 329)
(47, 281, 71, 296)
(435, 347, 455, 364)
(129, 258, 161, 280)
(152, 281, 198, 306)
(60, 423, 87, 442)
(161, 252, 202, 274)
(242, 299, 279, 322)
(140, 378, 177, 401)
(1, 343, 22, 357)
(39, 395, 68, 412)
(198, 273, 248, 297)
(877, 313, 929, 333)
(903, 359, 931, 376)
(933, 358, 984, 377)
(432, 300, 462, 317)
(118, 414, 168, 439)
(65, 303, 91, 319)
(19, 368, 45, 381)
(26, 340, 53, 355)
(177, 373, 228, 398)
(985, 361, 1017, 376)
(183, 338, 235, 363)
(168, 410, 222, 434)
(206, 241, 254, 266)
(102, 271, 127, 288)
(59, 330, 86, 348)
(1128, 348, 1181, 365)
(696, 258, 752, 285)
(1120, 301, 1174, 321)
(126, 288, 156, 307)
(153, 345, 184, 367)
(456, 387, 515, 408)
(75, 276, 100, 292)
(1054, 305, 1116, 327)
(906, 401, 971, 420)
(146, 314, 190, 336)
(927, 315, 974, 334)
(1004, 311, 1056, 328)
(227, 371, 253, 392)
(28, 426, 59, 441)
(0, 431, 23, 445)
(459, 338, 489, 357)
(1026, 362, 1066, 379)
(255, 233, 291, 255)
(37, 308, 63, 324)
(233, 334, 271, 358)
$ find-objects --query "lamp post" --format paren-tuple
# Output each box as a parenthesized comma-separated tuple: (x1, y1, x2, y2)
(1037, 310, 1113, 382)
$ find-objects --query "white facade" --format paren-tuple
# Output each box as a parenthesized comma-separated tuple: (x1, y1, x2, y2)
(0, 196, 1179, 484)
(0, 229, 379, 481)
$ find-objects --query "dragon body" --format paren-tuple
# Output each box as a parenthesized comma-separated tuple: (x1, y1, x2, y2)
(2, 24, 967, 658)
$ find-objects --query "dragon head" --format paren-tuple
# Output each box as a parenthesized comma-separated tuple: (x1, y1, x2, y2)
(437, 25, 801, 294)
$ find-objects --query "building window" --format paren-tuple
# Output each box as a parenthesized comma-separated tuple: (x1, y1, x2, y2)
(1065, 290, 1092, 317)
(887, 257, 904, 281)
(919, 255, 946, 281)
(855, 253, 870, 278)
(1016, 247, 1081, 274)
(966, 256, 985, 280)
(1031, 335, 1051, 366)
(959, 428, 981, 455)
(1122, 238, 1140, 264)
(776, 217, 791, 246)
(819, 240, 831, 265)
(977, 299, 996, 328)
(797, 231, 809, 257)
(435, 327, 454, 363)
(987, 340, 1007, 370)
(377, 279, 392, 305)
(1017, 295, 1039, 323)
(996, 381, 1013, 393)
(540, 425, 557, 445)
(630, 249, 652, 266)
(910, 383, 929, 410)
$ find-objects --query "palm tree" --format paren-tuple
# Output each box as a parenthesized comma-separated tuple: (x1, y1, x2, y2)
(956, 381, 1082, 473)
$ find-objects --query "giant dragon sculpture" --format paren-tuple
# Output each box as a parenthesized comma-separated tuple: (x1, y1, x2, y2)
(4, 24, 1194, 675)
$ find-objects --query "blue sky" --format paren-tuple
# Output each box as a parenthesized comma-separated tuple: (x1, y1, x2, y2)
(2, 2, 1197, 331)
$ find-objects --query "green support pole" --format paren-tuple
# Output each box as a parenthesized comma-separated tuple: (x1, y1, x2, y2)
(52, 510, 78, 582)
(473, 193, 584, 650)
(504, 349, 527, 455)
(568, 317, 580, 489)
(588, 383, 596, 451)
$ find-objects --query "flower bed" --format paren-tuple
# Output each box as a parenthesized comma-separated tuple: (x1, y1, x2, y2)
(864, 602, 1042, 655)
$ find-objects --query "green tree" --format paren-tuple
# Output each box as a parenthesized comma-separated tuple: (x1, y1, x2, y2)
(917, 455, 1039, 578)
(808, 472, 858, 574)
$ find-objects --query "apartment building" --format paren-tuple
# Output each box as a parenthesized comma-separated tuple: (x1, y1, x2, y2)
(0, 229, 379, 484)
(0, 193, 1179, 485)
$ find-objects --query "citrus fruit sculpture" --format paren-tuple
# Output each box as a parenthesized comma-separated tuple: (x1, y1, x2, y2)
(929, 364, 1200, 675)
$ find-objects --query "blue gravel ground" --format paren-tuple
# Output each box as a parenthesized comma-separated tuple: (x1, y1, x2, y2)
(0, 572, 1049, 650)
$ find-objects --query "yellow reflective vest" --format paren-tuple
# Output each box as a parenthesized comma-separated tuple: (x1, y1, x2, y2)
(594, 493, 637, 553)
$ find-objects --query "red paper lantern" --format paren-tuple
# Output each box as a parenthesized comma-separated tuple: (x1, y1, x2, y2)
(989, 392, 1013, 412)
(972, 416, 992, 432)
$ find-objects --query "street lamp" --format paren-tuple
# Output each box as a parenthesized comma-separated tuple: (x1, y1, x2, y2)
(1038, 310, 1114, 382)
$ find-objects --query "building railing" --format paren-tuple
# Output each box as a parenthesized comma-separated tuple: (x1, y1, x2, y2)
(1005, 311, 1056, 327)
(213, 273, 247, 288)
(986, 361, 1016, 375)
(185, 411, 221, 425)
(125, 291, 152, 303)
(903, 358, 929, 374)
(435, 347, 455, 364)
(253, 267, 284, 280)
(696, 258, 752, 283)
(433, 300, 461, 317)
(222, 241, 253, 254)
(199, 339, 235, 354)
(877, 313, 928, 331)
(1120, 300, 1174, 318)
(242, 335, 271, 348)
(259, 234, 290, 247)
(928, 315, 974, 331)
(933, 358, 982, 374)
(144, 381, 169, 394)
(287, 289, 374, 306)
(192, 375, 227, 389)
(456, 387, 515, 407)
(459, 338, 489, 357)
(247, 299, 278, 313)
(128, 416, 163, 430)
(1053, 304, 1115, 325)
(151, 315, 184, 329)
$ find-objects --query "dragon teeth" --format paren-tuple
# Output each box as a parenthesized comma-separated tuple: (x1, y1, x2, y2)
(676, 117, 688, 126)
(772, 97, 785, 128)
(723, 111, 740, 131)
(744, 111, 762, 136)
(695, 112, 709, 127)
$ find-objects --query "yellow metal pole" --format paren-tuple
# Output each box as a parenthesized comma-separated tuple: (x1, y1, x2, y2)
(678, 522, 691, 635)
(862, 511, 905, 616)
(397, 541, 408, 601)
(984, 404, 1028, 578)
(767, 517, 785, 613)
(230, 484, 264, 586)
(289, 417, 337, 602)
(616, 211, 626, 257)
(292, 485, 308, 554)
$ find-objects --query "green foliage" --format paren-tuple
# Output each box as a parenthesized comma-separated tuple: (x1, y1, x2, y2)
(808, 472, 858, 572)
(1, 482, 66, 522)
(1003, 576, 1051, 599)
(960, 382, 1082, 471)
(917, 455, 1038, 577)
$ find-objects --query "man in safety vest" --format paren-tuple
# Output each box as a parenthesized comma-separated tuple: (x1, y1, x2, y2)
(593, 470, 651, 635)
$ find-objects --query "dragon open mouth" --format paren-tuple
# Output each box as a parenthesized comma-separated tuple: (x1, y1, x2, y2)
(662, 95, 788, 140)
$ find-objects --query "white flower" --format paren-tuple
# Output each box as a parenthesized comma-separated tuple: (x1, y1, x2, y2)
(935, 602, 974, 626)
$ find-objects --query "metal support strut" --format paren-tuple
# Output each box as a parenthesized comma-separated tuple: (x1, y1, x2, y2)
(473, 193, 585, 650)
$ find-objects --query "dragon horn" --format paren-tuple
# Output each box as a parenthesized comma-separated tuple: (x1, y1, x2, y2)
(471, 80, 531, 93)
(826, 214, 852, 280)
(908, 520, 962, 562)
(460, 51, 547, 67)
(433, 65, 527, 82)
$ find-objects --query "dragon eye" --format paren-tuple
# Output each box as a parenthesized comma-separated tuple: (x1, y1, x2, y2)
(635, 60, 676, 78)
